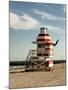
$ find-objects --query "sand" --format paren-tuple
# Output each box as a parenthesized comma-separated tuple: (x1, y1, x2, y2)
(9, 63, 66, 89)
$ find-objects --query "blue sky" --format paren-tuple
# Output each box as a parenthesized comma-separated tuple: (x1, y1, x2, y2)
(9, 1, 66, 61)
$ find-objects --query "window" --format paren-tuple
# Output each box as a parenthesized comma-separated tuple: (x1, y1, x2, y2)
(37, 44, 45, 48)
(37, 53, 49, 56)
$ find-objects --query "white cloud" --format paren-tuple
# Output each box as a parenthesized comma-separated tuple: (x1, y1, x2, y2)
(10, 12, 65, 35)
(47, 25, 61, 31)
(45, 25, 65, 35)
(40, 24, 65, 35)
(33, 8, 64, 20)
(10, 12, 39, 30)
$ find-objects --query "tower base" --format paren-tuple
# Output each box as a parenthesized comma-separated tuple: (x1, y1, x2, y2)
(25, 50, 55, 72)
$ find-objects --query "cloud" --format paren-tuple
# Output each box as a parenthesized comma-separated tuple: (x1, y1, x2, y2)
(45, 25, 65, 35)
(39, 23, 65, 35)
(47, 25, 61, 31)
(33, 9, 64, 20)
(10, 12, 65, 35)
(10, 12, 39, 30)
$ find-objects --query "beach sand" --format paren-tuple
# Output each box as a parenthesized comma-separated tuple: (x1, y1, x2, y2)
(9, 63, 66, 89)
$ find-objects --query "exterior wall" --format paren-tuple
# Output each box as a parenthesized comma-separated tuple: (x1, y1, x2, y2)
(37, 33, 53, 57)
(31, 27, 54, 68)
(49, 60, 54, 67)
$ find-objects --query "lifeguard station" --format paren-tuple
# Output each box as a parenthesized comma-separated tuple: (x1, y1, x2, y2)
(25, 27, 59, 71)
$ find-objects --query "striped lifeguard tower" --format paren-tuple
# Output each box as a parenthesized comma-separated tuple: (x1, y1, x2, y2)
(25, 27, 59, 71)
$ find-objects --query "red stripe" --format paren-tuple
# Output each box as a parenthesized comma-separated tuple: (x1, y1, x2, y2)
(37, 39, 51, 41)
(45, 42, 53, 44)
(44, 43, 52, 46)
(49, 60, 53, 64)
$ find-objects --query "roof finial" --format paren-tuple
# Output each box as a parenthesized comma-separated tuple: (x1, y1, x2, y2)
(40, 27, 48, 34)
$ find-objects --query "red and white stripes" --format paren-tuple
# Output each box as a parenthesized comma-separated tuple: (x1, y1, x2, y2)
(32, 27, 54, 67)
(37, 33, 53, 57)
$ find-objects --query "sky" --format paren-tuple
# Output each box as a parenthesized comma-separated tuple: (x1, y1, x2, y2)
(9, 1, 66, 61)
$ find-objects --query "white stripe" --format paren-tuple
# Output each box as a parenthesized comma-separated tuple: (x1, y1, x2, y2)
(46, 58, 51, 61)
(49, 63, 54, 67)
(44, 46, 53, 49)
(49, 41, 53, 43)
(50, 45, 53, 49)
(37, 51, 53, 55)
(37, 47, 53, 50)
(37, 36, 52, 40)
(49, 55, 53, 58)
(37, 51, 53, 54)
(50, 51, 53, 54)
(35, 41, 53, 44)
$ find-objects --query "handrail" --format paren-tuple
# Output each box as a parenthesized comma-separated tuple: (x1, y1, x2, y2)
(26, 49, 37, 61)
